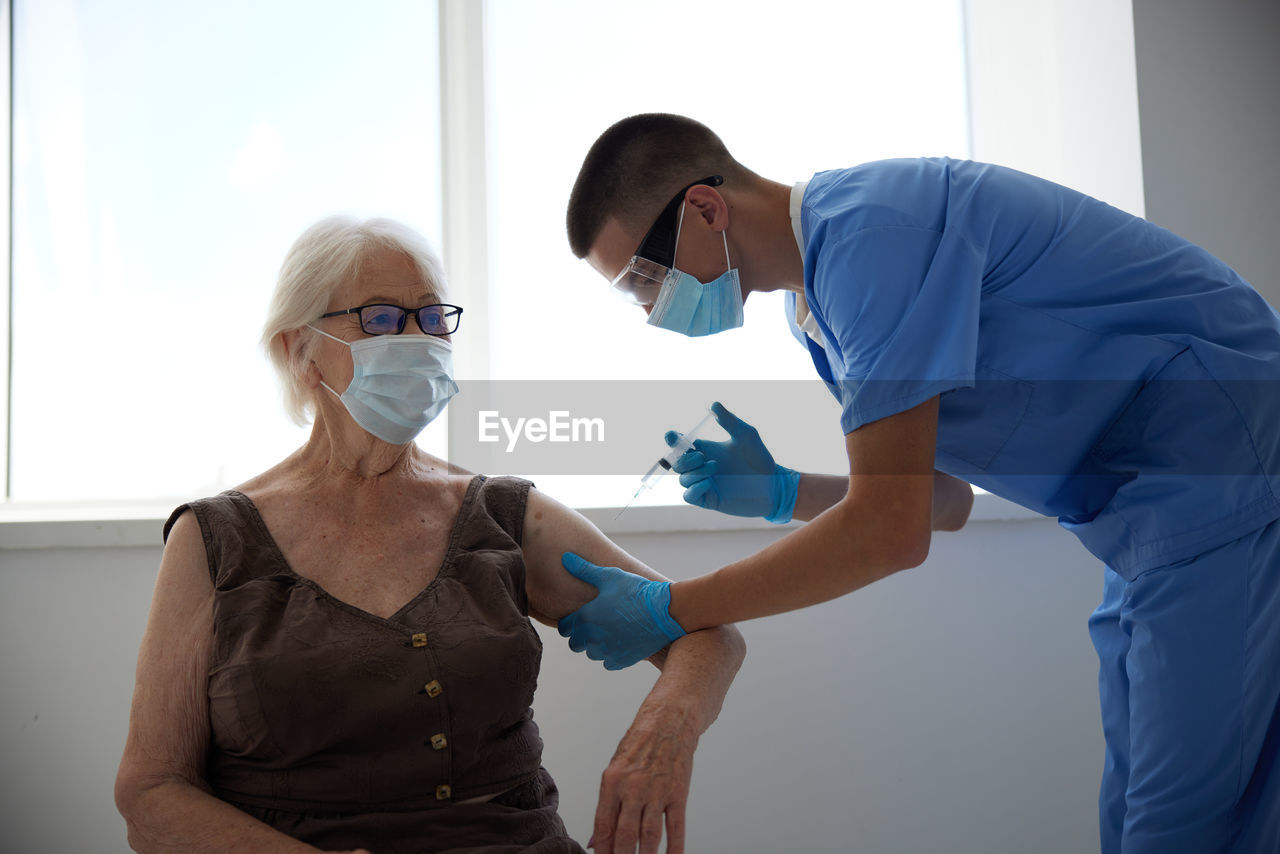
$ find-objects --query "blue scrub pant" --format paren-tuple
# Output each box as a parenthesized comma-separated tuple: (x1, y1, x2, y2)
(1088, 517, 1280, 853)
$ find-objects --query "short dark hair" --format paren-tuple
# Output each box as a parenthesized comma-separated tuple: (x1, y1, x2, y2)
(565, 113, 751, 258)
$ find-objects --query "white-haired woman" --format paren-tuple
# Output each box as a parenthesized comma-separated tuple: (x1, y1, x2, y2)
(114, 217, 745, 854)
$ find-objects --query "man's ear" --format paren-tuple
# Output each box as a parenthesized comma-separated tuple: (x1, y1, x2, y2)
(683, 184, 730, 231)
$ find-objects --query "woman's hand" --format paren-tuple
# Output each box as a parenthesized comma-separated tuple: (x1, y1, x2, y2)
(590, 705, 698, 854)
(519, 488, 745, 853)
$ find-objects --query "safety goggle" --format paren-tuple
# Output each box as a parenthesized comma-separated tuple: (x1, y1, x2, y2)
(319, 302, 463, 336)
(610, 175, 723, 305)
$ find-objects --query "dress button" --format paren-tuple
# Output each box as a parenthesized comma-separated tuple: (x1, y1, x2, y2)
(410, 632, 428, 648)
(430, 733, 448, 750)
(424, 680, 443, 697)
(435, 784, 452, 800)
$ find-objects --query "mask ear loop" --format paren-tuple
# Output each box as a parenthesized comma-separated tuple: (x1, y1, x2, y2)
(672, 202, 686, 266)
(721, 229, 731, 272)
(306, 324, 350, 399)
(307, 324, 348, 347)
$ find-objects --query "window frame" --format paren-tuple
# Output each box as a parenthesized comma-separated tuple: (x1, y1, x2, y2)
(1, 0, 11, 499)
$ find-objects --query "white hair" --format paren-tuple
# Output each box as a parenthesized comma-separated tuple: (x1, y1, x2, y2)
(261, 216, 449, 424)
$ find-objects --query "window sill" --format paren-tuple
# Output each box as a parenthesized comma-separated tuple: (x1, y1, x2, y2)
(0, 492, 1041, 551)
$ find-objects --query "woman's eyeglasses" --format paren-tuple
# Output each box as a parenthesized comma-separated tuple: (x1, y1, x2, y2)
(319, 303, 463, 336)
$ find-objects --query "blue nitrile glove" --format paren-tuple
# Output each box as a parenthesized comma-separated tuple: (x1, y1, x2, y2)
(556, 552, 686, 671)
(667, 401, 801, 523)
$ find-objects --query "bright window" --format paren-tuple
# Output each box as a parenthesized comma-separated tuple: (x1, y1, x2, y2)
(10, 0, 443, 501)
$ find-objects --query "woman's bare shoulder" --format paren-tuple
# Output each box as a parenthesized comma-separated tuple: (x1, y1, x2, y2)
(408, 451, 479, 498)
(230, 448, 318, 507)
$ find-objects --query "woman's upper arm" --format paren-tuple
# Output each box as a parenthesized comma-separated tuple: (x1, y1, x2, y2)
(521, 488, 667, 626)
(117, 510, 216, 796)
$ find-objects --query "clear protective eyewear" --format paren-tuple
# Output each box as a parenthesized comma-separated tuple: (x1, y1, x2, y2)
(319, 302, 463, 336)
(610, 175, 723, 305)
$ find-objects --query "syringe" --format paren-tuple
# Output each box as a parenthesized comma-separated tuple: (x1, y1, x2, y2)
(616, 408, 717, 518)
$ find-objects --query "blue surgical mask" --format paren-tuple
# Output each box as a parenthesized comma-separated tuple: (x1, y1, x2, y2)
(646, 208, 744, 337)
(308, 326, 459, 444)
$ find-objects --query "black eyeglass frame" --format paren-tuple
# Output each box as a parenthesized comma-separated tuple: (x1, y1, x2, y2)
(632, 175, 724, 268)
(318, 302, 463, 336)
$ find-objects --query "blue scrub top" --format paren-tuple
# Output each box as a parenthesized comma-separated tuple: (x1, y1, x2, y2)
(788, 158, 1280, 578)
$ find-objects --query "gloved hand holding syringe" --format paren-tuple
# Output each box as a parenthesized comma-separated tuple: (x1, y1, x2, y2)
(617, 402, 803, 523)
(616, 408, 717, 518)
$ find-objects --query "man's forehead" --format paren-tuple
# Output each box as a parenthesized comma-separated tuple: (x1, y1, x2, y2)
(586, 217, 643, 280)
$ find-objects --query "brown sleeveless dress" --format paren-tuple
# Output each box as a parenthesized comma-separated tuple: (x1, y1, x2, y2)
(163, 475, 585, 854)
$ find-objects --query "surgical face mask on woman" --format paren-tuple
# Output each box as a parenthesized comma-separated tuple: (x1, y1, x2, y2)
(307, 325, 458, 445)
(645, 206, 744, 337)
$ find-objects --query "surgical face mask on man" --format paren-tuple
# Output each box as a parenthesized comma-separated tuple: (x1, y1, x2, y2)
(645, 206, 745, 337)
(307, 325, 459, 445)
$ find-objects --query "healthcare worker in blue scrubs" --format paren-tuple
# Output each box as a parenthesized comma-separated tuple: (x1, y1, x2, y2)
(560, 114, 1280, 853)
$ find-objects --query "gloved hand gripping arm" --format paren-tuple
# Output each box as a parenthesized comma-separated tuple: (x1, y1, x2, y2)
(556, 553, 687, 670)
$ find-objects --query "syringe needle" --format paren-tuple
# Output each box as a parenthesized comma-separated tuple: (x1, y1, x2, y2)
(616, 407, 714, 520)
(614, 486, 643, 520)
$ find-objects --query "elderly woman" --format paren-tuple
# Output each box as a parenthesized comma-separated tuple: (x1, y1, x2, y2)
(114, 217, 745, 854)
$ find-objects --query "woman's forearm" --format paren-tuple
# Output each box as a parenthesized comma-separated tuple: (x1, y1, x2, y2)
(588, 625, 745, 852)
(645, 624, 746, 735)
(118, 776, 330, 854)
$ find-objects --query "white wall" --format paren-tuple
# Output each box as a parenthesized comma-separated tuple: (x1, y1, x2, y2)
(964, 0, 1145, 215)
(965, 0, 1278, 305)
(1132, 0, 1280, 308)
(0, 544, 158, 853)
(0, 509, 1105, 854)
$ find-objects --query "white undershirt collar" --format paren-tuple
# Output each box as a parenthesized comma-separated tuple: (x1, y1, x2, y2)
(789, 180, 824, 345)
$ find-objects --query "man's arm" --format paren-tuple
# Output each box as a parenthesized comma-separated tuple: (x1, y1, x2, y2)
(522, 488, 745, 854)
(793, 468, 972, 530)
(670, 395, 941, 631)
(931, 470, 974, 531)
(668, 400, 971, 531)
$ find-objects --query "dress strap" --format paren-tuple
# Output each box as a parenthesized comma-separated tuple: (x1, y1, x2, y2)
(163, 492, 289, 588)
